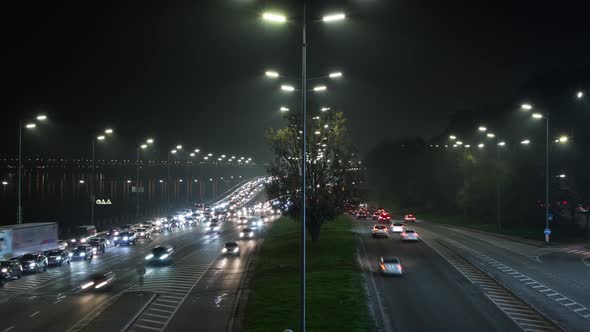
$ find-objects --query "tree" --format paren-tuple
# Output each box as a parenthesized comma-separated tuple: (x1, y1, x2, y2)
(265, 109, 363, 241)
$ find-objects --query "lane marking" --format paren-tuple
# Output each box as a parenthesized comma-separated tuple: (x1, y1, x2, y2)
(29, 311, 40, 318)
(2, 326, 15, 332)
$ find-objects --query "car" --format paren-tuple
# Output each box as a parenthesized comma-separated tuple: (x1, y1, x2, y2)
(208, 222, 221, 233)
(0, 260, 23, 279)
(71, 245, 94, 261)
(357, 210, 368, 219)
(88, 238, 108, 254)
(240, 227, 255, 239)
(378, 213, 391, 223)
(249, 217, 263, 228)
(113, 232, 137, 246)
(57, 240, 69, 250)
(222, 242, 240, 255)
(390, 222, 404, 233)
(404, 214, 417, 222)
(237, 216, 248, 224)
(145, 245, 174, 264)
(401, 229, 419, 241)
(371, 224, 389, 238)
(80, 271, 116, 291)
(349, 209, 358, 215)
(119, 224, 135, 232)
(371, 212, 380, 220)
(44, 249, 72, 266)
(379, 256, 403, 276)
(135, 227, 151, 239)
(17, 253, 48, 273)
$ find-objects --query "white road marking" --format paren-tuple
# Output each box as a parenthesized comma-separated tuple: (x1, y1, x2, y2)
(29, 311, 40, 318)
(2, 326, 15, 332)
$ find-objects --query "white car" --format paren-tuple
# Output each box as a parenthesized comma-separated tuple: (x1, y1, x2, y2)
(379, 256, 403, 276)
(390, 222, 405, 233)
(400, 229, 419, 241)
(371, 224, 389, 238)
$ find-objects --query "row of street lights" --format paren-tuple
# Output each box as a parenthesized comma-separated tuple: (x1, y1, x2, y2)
(443, 89, 585, 237)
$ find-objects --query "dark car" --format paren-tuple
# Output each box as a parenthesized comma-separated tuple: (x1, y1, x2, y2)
(113, 232, 137, 246)
(0, 260, 23, 279)
(208, 222, 221, 233)
(357, 210, 368, 219)
(222, 242, 240, 256)
(88, 238, 108, 254)
(17, 253, 48, 274)
(80, 271, 116, 291)
(44, 249, 72, 266)
(71, 245, 94, 261)
(145, 245, 174, 264)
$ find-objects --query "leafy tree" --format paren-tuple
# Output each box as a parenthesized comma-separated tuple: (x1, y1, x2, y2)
(265, 109, 363, 241)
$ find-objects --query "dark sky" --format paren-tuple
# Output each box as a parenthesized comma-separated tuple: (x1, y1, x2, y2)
(3, 0, 590, 161)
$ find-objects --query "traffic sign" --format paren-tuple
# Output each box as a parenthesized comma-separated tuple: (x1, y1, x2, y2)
(544, 228, 551, 236)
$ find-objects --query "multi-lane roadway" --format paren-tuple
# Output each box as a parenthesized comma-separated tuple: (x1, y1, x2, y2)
(357, 213, 590, 332)
(0, 179, 269, 332)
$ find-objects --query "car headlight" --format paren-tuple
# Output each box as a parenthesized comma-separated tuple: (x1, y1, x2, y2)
(123, 236, 129, 241)
(145, 254, 154, 260)
(29, 263, 36, 268)
(56, 256, 62, 260)
(114, 231, 119, 236)
(70, 239, 77, 243)
(222, 248, 227, 253)
(250, 232, 254, 236)
(159, 254, 169, 260)
(233, 248, 239, 253)
(81, 281, 94, 289)
(1, 268, 7, 273)
(92, 248, 97, 253)
(114, 237, 119, 241)
(68, 252, 74, 257)
(80, 239, 86, 243)
(240, 232, 244, 237)
(80, 252, 86, 257)
(140, 232, 145, 236)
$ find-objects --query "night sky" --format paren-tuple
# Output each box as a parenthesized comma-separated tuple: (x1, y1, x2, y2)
(3, 0, 590, 161)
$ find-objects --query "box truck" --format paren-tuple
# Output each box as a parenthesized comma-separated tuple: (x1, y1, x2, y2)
(0, 223, 58, 259)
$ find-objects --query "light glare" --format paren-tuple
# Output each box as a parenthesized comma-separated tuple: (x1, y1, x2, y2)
(322, 13, 346, 22)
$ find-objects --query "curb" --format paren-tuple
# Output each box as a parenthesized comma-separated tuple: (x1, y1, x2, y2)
(228, 237, 265, 332)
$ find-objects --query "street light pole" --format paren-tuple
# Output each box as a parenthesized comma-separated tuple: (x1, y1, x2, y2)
(17, 121, 23, 224)
(136, 148, 140, 218)
(300, 2, 307, 330)
(91, 137, 95, 226)
(545, 112, 550, 231)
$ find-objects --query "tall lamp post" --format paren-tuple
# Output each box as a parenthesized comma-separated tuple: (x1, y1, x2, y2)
(136, 138, 154, 217)
(262, 8, 345, 331)
(168, 145, 182, 208)
(18, 114, 48, 224)
(525, 104, 550, 233)
(91, 128, 114, 226)
(187, 149, 200, 205)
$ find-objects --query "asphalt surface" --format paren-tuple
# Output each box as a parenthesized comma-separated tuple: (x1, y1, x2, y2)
(411, 221, 590, 332)
(0, 181, 270, 332)
(355, 218, 524, 332)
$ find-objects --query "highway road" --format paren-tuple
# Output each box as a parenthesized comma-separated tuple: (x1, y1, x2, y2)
(355, 217, 561, 332)
(0, 179, 270, 332)
(410, 221, 590, 332)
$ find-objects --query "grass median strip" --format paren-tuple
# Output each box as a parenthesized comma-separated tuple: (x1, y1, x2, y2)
(243, 216, 374, 332)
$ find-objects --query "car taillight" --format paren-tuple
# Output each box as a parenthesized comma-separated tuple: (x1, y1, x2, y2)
(396, 264, 402, 270)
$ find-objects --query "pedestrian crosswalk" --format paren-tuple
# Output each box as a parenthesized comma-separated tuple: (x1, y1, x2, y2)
(127, 250, 219, 332)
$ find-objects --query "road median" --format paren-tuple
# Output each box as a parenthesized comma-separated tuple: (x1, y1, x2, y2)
(242, 216, 374, 331)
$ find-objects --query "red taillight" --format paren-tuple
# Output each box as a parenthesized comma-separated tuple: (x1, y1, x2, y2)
(387, 217, 391, 220)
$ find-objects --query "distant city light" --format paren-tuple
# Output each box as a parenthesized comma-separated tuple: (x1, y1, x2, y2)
(558, 136, 568, 143)
(25, 123, 36, 129)
(576, 91, 584, 99)
(105, 128, 113, 134)
(329, 72, 342, 78)
(265, 70, 280, 78)
(486, 133, 495, 138)
(478, 126, 487, 132)
(280, 106, 289, 112)
(532, 113, 543, 119)
(281, 85, 295, 92)
(449, 135, 456, 140)
(146, 138, 154, 144)
(79, 180, 85, 184)
(2, 181, 8, 185)
(313, 86, 327, 92)
(478, 143, 485, 148)
(521, 103, 533, 110)
(521, 139, 531, 145)
(141, 144, 148, 149)
(498, 141, 506, 146)
(97, 135, 106, 141)
(36, 115, 47, 121)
